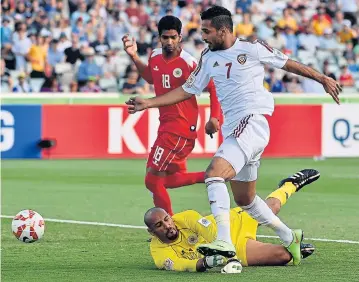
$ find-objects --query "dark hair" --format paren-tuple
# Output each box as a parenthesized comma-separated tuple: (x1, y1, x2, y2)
(200, 6, 233, 33)
(158, 16, 182, 35)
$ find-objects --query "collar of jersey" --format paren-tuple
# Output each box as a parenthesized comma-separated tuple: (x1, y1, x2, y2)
(161, 48, 183, 64)
(215, 38, 239, 53)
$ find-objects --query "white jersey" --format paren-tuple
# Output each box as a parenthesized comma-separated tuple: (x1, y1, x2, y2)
(182, 38, 288, 137)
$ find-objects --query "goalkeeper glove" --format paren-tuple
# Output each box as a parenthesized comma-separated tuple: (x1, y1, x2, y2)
(204, 255, 225, 269)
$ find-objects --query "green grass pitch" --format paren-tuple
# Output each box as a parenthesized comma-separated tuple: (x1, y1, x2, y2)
(2, 158, 359, 281)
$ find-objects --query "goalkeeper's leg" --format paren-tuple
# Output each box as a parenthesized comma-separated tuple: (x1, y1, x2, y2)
(246, 240, 292, 266)
(266, 169, 321, 215)
(265, 182, 297, 215)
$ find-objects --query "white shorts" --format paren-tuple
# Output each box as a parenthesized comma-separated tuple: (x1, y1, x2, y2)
(214, 114, 270, 182)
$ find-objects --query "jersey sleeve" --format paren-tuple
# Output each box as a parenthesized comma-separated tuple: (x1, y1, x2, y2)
(182, 49, 211, 96)
(182, 210, 217, 243)
(151, 246, 198, 272)
(255, 40, 289, 69)
(189, 58, 198, 73)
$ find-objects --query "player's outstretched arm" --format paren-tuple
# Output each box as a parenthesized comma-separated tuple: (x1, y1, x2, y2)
(152, 247, 224, 272)
(122, 34, 153, 84)
(282, 59, 342, 104)
(205, 79, 221, 137)
(126, 86, 192, 114)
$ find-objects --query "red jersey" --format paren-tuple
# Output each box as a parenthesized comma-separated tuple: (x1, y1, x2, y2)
(147, 48, 219, 140)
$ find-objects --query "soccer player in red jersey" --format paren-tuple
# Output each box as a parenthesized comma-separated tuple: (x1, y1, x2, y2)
(122, 16, 221, 215)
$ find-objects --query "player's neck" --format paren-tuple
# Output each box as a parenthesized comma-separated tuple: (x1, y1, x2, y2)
(221, 36, 237, 50)
(162, 237, 178, 244)
(162, 48, 181, 61)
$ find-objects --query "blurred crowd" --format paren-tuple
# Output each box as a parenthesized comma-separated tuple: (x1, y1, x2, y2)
(1, 0, 359, 94)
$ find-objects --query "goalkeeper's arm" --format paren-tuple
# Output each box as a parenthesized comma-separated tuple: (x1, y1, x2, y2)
(152, 246, 225, 272)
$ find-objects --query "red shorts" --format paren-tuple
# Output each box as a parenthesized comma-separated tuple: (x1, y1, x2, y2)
(147, 132, 195, 174)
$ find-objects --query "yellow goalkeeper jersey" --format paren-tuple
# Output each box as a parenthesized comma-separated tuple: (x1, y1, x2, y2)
(150, 208, 258, 272)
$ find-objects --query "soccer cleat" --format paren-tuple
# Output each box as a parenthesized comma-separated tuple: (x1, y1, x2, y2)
(286, 229, 303, 266)
(197, 240, 236, 258)
(278, 169, 320, 192)
(221, 258, 242, 274)
(301, 242, 315, 259)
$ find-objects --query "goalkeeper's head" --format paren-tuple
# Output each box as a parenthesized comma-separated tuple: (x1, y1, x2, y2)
(144, 207, 179, 243)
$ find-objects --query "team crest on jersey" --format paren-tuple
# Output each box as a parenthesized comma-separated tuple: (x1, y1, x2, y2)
(187, 235, 198, 245)
(164, 258, 174, 270)
(237, 54, 247, 65)
(173, 68, 182, 78)
(198, 217, 211, 227)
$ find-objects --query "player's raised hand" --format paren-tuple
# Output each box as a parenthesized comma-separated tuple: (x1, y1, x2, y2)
(321, 75, 342, 105)
(125, 96, 149, 114)
(205, 117, 220, 137)
(122, 34, 138, 58)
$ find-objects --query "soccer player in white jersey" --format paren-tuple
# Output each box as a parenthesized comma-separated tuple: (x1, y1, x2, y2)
(126, 6, 341, 272)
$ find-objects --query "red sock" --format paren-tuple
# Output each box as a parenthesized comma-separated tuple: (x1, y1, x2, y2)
(145, 173, 174, 215)
(164, 172, 205, 189)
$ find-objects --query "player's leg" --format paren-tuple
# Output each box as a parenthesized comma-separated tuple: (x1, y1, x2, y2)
(228, 114, 302, 265)
(165, 137, 205, 188)
(197, 137, 245, 258)
(163, 139, 206, 188)
(265, 169, 321, 215)
(246, 240, 315, 266)
(235, 168, 321, 267)
(145, 133, 187, 215)
(145, 168, 173, 215)
(230, 179, 295, 247)
(164, 171, 205, 188)
(230, 210, 314, 268)
(246, 239, 292, 266)
(231, 176, 304, 266)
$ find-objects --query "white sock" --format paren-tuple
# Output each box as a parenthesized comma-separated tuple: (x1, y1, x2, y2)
(205, 177, 233, 245)
(241, 195, 293, 246)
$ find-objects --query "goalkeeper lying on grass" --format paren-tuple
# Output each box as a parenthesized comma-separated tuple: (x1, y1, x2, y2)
(144, 169, 319, 273)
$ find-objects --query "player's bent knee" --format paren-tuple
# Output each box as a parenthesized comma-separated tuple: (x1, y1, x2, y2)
(145, 172, 163, 191)
(233, 189, 256, 207)
(231, 181, 257, 206)
(144, 173, 152, 190)
(278, 248, 292, 265)
(205, 158, 236, 181)
(235, 194, 255, 207)
(146, 167, 167, 177)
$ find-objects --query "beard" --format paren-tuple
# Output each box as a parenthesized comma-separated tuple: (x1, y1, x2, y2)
(166, 227, 179, 240)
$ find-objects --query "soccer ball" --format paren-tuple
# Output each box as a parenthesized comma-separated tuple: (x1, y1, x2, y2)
(12, 209, 45, 243)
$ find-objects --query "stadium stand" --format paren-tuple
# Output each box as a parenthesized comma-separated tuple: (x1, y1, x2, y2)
(1, 0, 358, 94)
